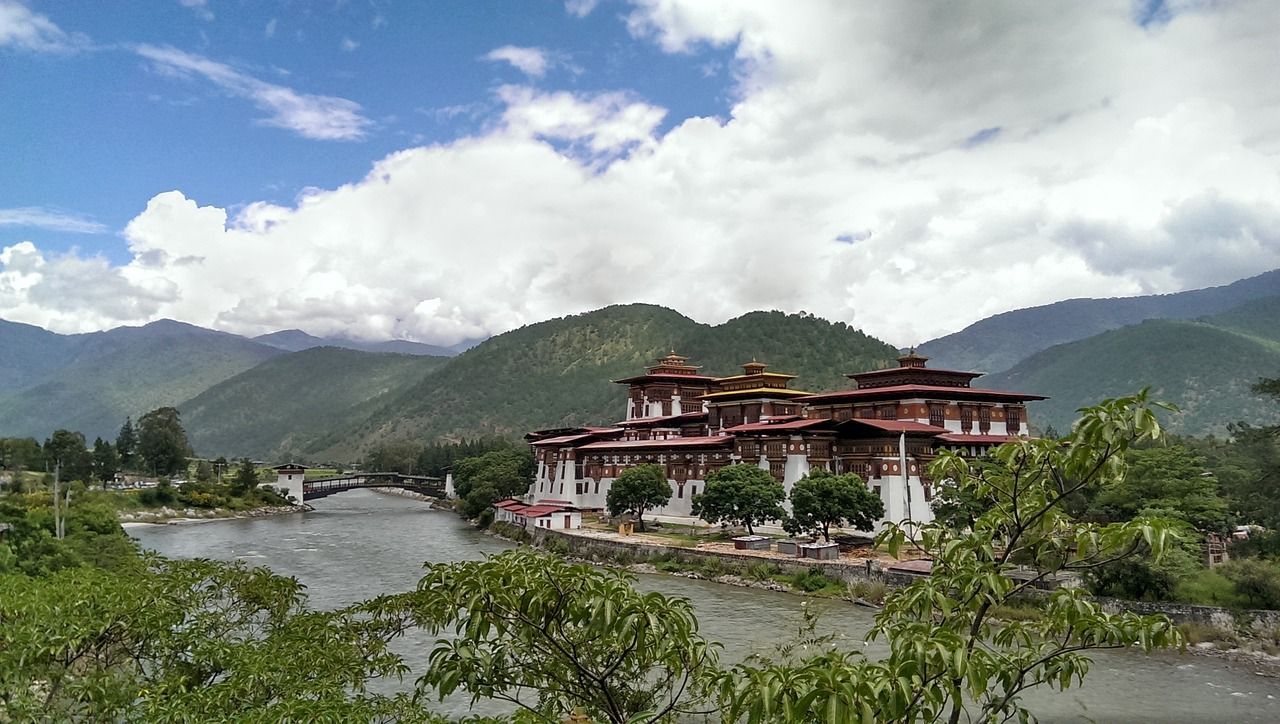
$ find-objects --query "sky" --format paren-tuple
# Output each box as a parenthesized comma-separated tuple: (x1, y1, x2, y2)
(1, 0, 1278, 347)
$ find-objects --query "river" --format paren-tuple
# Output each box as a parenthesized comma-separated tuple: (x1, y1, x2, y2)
(129, 490, 1280, 723)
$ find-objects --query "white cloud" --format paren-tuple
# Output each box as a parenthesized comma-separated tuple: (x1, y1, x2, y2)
(5, 1, 1280, 348)
(0, 207, 107, 234)
(565, 0, 600, 18)
(178, 0, 213, 22)
(264, 18, 276, 39)
(483, 45, 552, 78)
(0, 0, 82, 52)
(340, 36, 359, 52)
(135, 44, 372, 141)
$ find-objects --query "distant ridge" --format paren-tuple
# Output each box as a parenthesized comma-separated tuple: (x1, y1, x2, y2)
(985, 294, 1280, 436)
(918, 269, 1280, 374)
(0, 320, 283, 441)
(254, 329, 456, 357)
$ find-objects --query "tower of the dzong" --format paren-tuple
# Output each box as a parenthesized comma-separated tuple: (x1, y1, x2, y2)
(611, 351, 717, 420)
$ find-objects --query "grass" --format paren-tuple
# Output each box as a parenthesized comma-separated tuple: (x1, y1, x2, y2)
(845, 579, 889, 605)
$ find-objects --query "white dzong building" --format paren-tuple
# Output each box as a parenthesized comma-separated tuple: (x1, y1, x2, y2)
(524, 351, 1045, 532)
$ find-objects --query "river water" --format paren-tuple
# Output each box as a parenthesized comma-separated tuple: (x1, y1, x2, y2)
(129, 490, 1280, 723)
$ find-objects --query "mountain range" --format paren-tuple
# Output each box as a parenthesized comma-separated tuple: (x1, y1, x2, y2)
(919, 269, 1280, 374)
(1, 269, 1277, 458)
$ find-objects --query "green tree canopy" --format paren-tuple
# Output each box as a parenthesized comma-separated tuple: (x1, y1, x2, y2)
(452, 447, 535, 519)
(692, 463, 785, 534)
(43, 429, 92, 483)
(136, 407, 192, 477)
(0, 558, 428, 722)
(91, 437, 119, 486)
(606, 463, 671, 531)
(787, 469, 884, 541)
(406, 549, 718, 723)
(115, 417, 137, 469)
(1085, 445, 1230, 533)
(231, 458, 262, 494)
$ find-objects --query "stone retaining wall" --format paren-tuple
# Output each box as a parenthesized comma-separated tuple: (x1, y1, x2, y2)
(526, 527, 923, 587)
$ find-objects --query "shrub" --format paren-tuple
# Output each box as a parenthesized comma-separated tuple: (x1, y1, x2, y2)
(655, 560, 687, 573)
(845, 578, 889, 604)
(543, 537, 570, 556)
(1220, 558, 1280, 609)
(789, 567, 839, 594)
(746, 562, 781, 583)
(475, 508, 495, 530)
(1178, 621, 1236, 646)
(1172, 568, 1247, 607)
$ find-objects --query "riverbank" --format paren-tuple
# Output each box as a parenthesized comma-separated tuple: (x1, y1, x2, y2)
(485, 519, 1280, 676)
(119, 503, 309, 525)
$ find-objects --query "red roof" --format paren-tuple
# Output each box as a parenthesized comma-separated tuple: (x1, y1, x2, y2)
(616, 411, 707, 427)
(801, 384, 1047, 403)
(611, 372, 718, 384)
(724, 418, 833, 433)
(524, 505, 575, 517)
(579, 435, 733, 451)
(530, 429, 624, 447)
(840, 419, 948, 435)
(937, 433, 1019, 444)
(850, 366, 981, 380)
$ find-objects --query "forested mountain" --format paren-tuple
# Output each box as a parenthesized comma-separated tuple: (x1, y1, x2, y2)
(304, 305, 899, 459)
(181, 347, 449, 458)
(0, 320, 283, 441)
(918, 268, 1280, 374)
(254, 329, 456, 357)
(986, 296, 1280, 436)
(0, 318, 77, 391)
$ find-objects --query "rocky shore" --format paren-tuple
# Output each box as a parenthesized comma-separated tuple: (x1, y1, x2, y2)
(119, 504, 309, 525)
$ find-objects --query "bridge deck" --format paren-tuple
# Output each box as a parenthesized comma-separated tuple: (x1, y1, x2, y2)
(302, 472, 446, 501)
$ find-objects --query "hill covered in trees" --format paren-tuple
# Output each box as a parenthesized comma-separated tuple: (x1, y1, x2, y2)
(181, 347, 449, 458)
(986, 296, 1280, 436)
(0, 320, 283, 442)
(305, 305, 900, 458)
(253, 329, 457, 357)
(918, 268, 1280, 374)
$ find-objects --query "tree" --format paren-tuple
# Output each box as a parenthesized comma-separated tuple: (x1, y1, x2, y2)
(231, 458, 262, 494)
(1220, 558, 1280, 608)
(606, 463, 671, 531)
(788, 469, 883, 541)
(0, 558, 431, 722)
(195, 460, 214, 483)
(91, 438, 119, 487)
(1085, 445, 1230, 533)
(452, 448, 535, 519)
(43, 429, 92, 483)
(717, 392, 1184, 722)
(136, 407, 191, 477)
(407, 549, 718, 723)
(116, 417, 137, 469)
(692, 463, 785, 534)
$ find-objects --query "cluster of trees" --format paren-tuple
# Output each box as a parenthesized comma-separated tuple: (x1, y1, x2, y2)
(363, 437, 519, 477)
(1, 393, 1188, 722)
(603, 462, 882, 538)
(0, 407, 193, 488)
(450, 447, 536, 521)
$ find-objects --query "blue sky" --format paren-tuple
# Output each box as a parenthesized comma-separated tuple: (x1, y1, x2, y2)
(2, 1, 1278, 346)
(3, 1, 735, 263)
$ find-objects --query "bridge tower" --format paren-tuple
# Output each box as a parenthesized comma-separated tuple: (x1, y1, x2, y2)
(268, 463, 307, 503)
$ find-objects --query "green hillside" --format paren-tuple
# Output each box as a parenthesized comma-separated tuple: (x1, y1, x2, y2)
(918, 268, 1280, 373)
(985, 314, 1280, 436)
(0, 318, 77, 390)
(307, 305, 900, 458)
(0, 321, 282, 442)
(181, 347, 449, 459)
